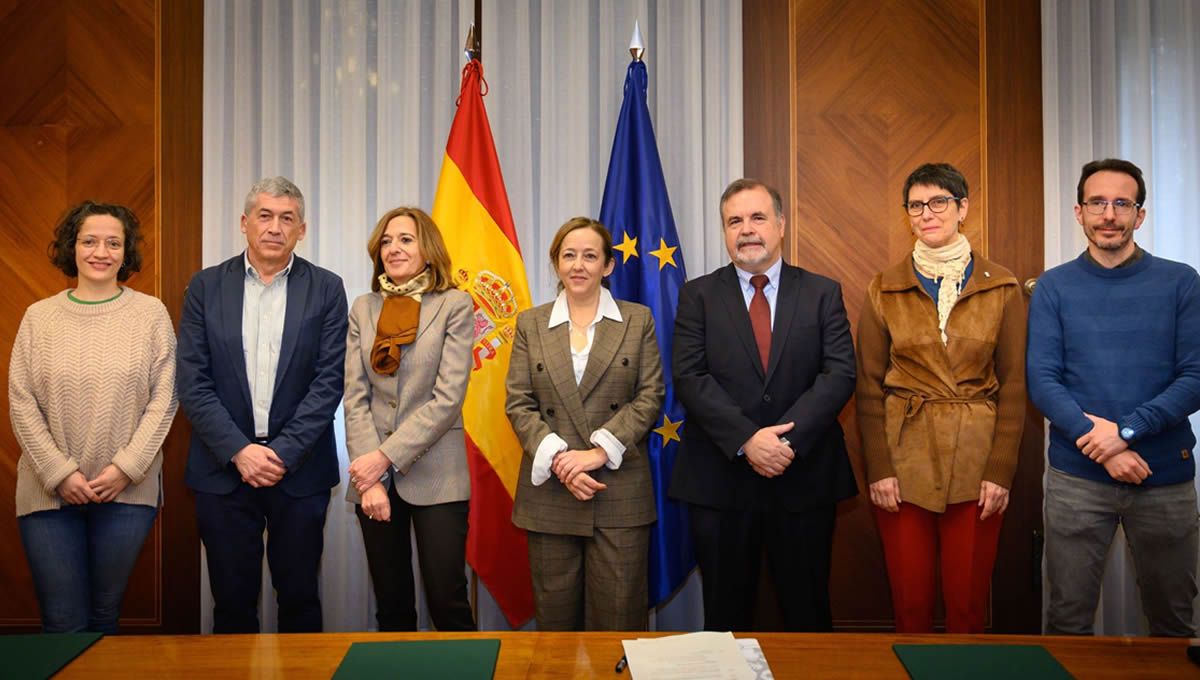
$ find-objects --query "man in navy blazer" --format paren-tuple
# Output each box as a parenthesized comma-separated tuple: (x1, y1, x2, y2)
(177, 177, 348, 633)
(670, 178, 857, 632)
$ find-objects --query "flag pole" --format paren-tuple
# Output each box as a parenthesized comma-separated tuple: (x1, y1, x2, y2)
(464, 11, 483, 624)
(474, 0, 482, 61)
(630, 19, 644, 61)
(464, 25, 479, 63)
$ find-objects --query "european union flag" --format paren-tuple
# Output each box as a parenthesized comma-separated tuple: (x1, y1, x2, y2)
(599, 59, 693, 607)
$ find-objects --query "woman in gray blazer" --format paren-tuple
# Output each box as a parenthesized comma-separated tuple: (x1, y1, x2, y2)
(344, 207, 475, 631)
(505, 217, 664, 631)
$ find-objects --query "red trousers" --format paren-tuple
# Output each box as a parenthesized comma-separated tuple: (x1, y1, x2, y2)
(873, 500, 1003, 633)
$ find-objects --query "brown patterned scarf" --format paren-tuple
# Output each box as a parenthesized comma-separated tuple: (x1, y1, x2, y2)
(370, 270, 429, 375)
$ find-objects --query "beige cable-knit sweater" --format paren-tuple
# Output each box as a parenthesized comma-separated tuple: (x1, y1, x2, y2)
(10, 289, 178, 516)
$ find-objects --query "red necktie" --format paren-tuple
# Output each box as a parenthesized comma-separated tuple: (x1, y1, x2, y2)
(749, 274, 771, 371)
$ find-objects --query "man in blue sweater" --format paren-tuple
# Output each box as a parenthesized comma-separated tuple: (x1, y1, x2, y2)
(1028, 158, 1200, 637)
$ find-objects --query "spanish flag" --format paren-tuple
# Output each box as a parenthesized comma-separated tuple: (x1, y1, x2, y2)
(432, 59, 535, 628)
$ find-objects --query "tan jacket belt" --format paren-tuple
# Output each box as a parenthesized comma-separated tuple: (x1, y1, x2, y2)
(900, 394, 989, 418)
(894, 393, 993, 490)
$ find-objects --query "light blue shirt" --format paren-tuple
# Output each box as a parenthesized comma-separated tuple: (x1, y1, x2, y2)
(243, 253, 293, 438)
(734, 256, 782, 329)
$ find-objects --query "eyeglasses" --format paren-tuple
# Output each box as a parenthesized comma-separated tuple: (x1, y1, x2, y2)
(77, 237, 125, 251)
(904, 196, 960, 216)
(1082, 198, 1140, 216)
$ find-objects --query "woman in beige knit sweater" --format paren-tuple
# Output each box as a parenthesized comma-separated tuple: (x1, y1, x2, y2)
(10, 202, 178, 633)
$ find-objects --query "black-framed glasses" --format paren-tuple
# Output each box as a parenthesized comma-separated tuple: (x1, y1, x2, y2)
(1082, 198, 1140, 216)
(904, 196, 960, 216)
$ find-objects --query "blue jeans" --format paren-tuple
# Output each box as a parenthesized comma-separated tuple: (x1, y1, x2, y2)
(19, 502, 158, 633)
(1045, 466, 1199, 636)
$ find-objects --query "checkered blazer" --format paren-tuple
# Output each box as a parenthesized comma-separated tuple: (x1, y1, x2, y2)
(343, 288, 474, 506)
(506, 299, 665, 536)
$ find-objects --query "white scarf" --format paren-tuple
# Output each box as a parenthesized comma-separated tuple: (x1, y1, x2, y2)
(378, 268, 430, 301)
(912, 233, 971, 345)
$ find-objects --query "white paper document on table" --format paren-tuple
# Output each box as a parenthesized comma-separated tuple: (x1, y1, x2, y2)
(621, 631, 765, 680)
(737, 638, 775, 680)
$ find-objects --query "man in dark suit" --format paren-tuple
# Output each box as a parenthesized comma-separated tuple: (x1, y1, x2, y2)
(670, 178, 857, 632)
(177, 177, 348, 633)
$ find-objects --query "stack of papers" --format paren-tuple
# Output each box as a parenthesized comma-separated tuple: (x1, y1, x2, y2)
(621, 632, 774, 680)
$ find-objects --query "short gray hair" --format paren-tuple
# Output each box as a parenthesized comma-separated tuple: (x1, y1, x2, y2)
(243, 176, 305, 220)
(719, 178, 784, 221)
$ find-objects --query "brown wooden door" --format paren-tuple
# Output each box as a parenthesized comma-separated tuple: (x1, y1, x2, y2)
(744, 0, 1045, 632)
(0, 0, 202, 633)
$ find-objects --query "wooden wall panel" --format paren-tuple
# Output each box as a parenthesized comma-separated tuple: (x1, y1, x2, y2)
(0, 0, 67, 124)
(0, 0, 201, 632)
(742, 0, 792, 204)
(0, 124, 67, 625)
(983, 0, 1045, 633)
(65, 0, 154, 127)
(66, 127, 157, 295)
(789, 0, 983, 308)
(745, 0, 1044, 631)
(156, 0, 205, 634)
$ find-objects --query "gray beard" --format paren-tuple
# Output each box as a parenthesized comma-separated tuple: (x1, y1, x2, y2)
(735, 248, 769, 268)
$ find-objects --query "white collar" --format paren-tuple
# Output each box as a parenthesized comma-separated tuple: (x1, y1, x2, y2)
(244, 252, 295, 280)
(734, 256, 783, 289)
(548, 287, 623, 328)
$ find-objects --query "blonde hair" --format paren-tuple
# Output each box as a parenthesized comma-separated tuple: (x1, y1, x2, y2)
(366, 207, 454, 293)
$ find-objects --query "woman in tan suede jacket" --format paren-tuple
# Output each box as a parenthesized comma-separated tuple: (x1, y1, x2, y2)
(855, 163, 1026, 634)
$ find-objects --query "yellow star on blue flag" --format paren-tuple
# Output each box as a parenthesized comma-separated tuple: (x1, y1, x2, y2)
(648, 238, 678, 271)
(654, 414, 683, 445)
(614, 231, 639, 263)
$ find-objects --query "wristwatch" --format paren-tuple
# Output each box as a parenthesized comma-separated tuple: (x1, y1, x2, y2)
(1118, 420, 1137, 443)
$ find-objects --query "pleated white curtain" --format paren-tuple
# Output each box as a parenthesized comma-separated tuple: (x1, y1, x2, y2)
(1042, 0, 1200, 636)
(201, 0, 742, 633)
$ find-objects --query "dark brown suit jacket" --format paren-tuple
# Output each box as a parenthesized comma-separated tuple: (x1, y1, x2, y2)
(506, 298, 664, 536)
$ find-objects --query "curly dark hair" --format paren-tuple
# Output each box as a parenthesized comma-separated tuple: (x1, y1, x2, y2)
(47, 201, 144, 282)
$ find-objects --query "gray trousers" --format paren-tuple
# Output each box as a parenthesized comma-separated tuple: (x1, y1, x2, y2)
(1045, 466, 1199, 636)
